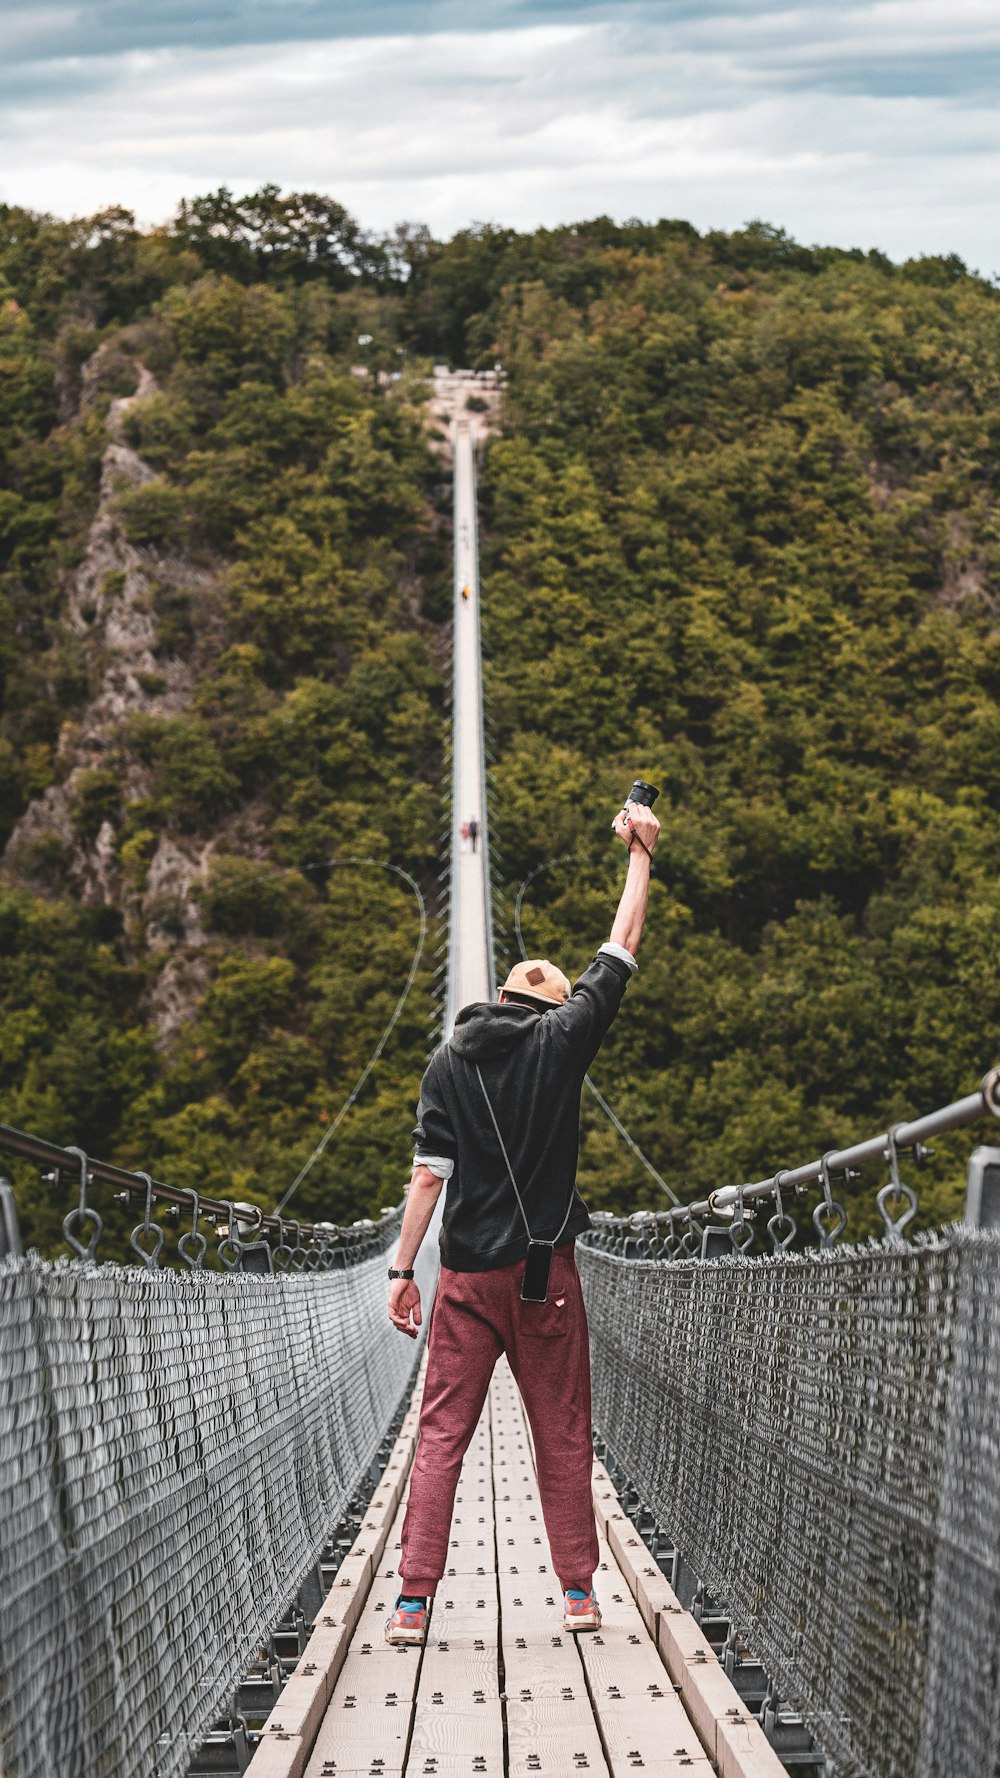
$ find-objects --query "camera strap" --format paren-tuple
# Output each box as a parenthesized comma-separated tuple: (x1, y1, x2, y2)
(474, 1064, 575, 1250)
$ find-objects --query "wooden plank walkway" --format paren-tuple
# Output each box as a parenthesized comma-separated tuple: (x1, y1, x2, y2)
(249, 1357, 785, 1778)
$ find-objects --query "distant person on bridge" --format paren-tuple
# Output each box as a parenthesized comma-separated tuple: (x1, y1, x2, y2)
(468, 815, 479, 853)
(384, 797, 660, 1646)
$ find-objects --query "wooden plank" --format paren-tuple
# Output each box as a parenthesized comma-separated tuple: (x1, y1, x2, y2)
(304, 1695, 410, 1775)
(595, 1763, 714, 1778)
(434, 1575, 497, 1608)
(334, 1647, 421, 1703)
(318, 1551, 375, 1637)
(448, 1512, 494, 1543)
(496, 1516, 546, 1540)
(716, 1715, 789, 1778)
(419, 1642, 498, 1697)
(489, 1470, 536, 1492)
(488, 1432, 533, 1462)
(408, 1698, 504, 1769)
(442, 1555, 497, 1578)
(238, 1736, 310, 1778)
(425, 1618, 497, 1652)
(307, 1596, 421, 1774)
(447, 1525, 495, 1545)
(427, 1568, 499, 1647)
(496, 1534, 548, 1567)
(254, 1626, 351, 1741)
(307, 1768, 404, 1777)
(604, 1512, 649, 1587)
(629, 1560, 683, 1644)
(499, 1562, 556, 1587)
(673, 1652, 756, 1762)
(575, 1626, 674, 1702)
(656, 1608, 716, 1682)
(498, 1570, 562, 1618)
(591, 1692, 703, 1765)
(495, 1503, 544, 1528)
(497, 1603, 564, 1644)
(588, 1570, 648, 1639)
(506, 1697, 609, 1778)
(406, 1751, 503, 1778)
(501, 1634, 583, 1700)
(494, 1519, 543, 1550)
(350, 1572, 409, 1650)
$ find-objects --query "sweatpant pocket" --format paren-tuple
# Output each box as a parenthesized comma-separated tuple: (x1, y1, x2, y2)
(518, 1292, 568, 1338)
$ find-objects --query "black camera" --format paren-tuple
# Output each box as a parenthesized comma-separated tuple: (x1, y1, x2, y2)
(612, 778, 659, 833)
(624, 779, 659, 809)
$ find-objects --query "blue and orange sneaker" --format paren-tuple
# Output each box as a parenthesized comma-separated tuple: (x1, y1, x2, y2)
(384, 1594, 428, 1646)
(563, 1587, 601, 1632)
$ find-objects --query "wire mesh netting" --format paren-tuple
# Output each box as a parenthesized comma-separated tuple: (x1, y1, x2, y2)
(0, 1221, 436, 1778)
(578, 1225, 1000, 1778)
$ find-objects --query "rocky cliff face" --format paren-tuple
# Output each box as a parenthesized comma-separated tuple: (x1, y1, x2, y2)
(4, 347, 214, 1042)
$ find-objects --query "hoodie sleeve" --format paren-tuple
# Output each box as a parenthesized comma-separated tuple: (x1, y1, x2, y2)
(549, 950, 633, 1071)
(412, 1051, 458, 1165)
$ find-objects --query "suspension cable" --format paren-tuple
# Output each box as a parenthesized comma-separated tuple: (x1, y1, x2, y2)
(271, 858, 427, 1215)
(513, 858, 681, 1206)
(190, 852, 427, 1217)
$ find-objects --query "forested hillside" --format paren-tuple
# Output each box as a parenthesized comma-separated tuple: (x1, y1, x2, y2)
(1, 192, 997, 1251)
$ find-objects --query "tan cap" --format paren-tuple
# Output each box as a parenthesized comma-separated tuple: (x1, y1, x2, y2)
(500, 958, 571, 1006)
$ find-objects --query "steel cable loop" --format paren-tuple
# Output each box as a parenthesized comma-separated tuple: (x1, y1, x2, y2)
(61, 1145, 103, 1261)
(679, 1209, 704, 1258)
(177, 1190, 207, 1272)
(128, 1172, 163, 1271)
(766, 1173, 797, 1253)
(730, 1185, 754, 1253)
(285, 1219, 307, 1272)
(513, 857, 681, 1206)
(812, 1151, 848, 1250)
(877, 1123, 920, 1240)
(271, 1216, 294, 1272)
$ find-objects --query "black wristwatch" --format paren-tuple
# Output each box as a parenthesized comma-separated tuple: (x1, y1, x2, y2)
(388, 1267, 415, 1280)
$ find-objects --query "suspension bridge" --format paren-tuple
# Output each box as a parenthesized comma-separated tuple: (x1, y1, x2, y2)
(1, 396, 1000, 1778)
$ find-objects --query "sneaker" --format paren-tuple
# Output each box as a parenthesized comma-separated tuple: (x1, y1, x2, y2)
(384, 1595, 428, 1646)
(563, 1587, 601, 1632)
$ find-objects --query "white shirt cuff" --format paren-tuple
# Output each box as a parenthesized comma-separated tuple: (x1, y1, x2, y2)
(599, 940, 638, 975)
(413, 1154, 455, 1181)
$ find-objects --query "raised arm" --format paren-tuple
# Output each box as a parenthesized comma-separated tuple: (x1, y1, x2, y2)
(609, 799, 660, 957)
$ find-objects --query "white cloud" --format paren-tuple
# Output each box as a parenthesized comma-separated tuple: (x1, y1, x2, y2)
(2, 11, 999, 267)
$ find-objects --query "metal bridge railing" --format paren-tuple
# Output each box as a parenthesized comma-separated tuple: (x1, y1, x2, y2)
(586, 1067, 1000, 1260)
(578, 1071, 1000, 1778)
(0, 1127, 436, 1778)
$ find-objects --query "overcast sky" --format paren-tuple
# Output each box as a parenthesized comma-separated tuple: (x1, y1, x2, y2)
(2, 0, 999, 268)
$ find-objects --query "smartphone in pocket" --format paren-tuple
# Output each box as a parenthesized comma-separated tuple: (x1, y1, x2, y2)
(520, 1240, 553, 1303)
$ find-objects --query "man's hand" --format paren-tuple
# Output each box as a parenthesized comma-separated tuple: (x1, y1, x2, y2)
(613, 799, 660, 856)
(389, 1277, 422, 1338)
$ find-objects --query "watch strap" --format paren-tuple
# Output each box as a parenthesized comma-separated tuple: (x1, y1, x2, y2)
(388, 1267, 415, 1280)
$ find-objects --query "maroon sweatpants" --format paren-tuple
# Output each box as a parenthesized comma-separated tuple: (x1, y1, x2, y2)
(400, 1240, 599, 1597)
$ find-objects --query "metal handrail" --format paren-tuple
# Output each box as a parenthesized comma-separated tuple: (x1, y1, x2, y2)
(588, 1066, 1000, 1232)
(0, 1121, 396, 1247)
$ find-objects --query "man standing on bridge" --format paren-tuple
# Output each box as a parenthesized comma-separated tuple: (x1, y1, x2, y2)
(385, 797, 660, 1645)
